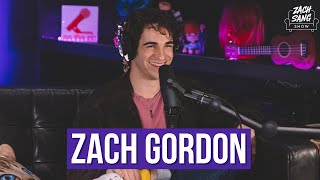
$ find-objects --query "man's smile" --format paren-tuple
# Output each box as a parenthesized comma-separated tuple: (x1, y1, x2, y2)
(148, 61, 167, 67)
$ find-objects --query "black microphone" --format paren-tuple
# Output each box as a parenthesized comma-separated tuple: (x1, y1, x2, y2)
(159, 65, 182, 128)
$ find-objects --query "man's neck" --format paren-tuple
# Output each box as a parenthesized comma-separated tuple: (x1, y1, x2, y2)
(129, 70, 160, 99)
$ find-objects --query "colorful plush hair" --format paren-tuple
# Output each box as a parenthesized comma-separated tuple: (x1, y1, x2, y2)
(184, 21, 200, 35)
(218, 0, 265, 48)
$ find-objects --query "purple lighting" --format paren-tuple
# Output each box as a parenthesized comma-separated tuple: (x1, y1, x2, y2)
(0, 0, 9, 84)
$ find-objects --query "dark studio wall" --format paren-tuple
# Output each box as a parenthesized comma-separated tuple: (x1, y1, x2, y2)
(38, 0, 122, 87)
(37, 0, 320, 127)
(2, 0, 320, 86)
(1, 0, 38, 86)
(38, 0, 320, 89)
(175, 0, 320, 58)
(39, 0, 320, 86)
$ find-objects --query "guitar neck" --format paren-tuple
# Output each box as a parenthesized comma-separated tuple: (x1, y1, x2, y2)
(238, 46, 275, 55)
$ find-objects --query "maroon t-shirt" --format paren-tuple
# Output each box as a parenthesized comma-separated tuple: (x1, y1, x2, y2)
(132, 92, 166, 128)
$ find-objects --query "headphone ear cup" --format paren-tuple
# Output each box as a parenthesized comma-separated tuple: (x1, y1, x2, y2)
(120, 28, 132, 61)
(115, 25, 131, 61)
(174, 40, 180, 53)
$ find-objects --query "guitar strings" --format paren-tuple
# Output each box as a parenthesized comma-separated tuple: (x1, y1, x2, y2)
(237, 45, 308, 47)
(235, 46, 311, 54)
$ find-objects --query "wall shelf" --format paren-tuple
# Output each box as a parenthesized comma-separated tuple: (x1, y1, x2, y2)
(40, 38, 320, 87)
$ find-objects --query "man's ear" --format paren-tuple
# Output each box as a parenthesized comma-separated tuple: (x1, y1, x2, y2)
(0, 144, 16, 161)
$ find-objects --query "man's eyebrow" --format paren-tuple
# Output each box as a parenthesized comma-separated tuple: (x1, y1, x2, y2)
(143, 42, 157, 46)
(143, 41, 174, 46)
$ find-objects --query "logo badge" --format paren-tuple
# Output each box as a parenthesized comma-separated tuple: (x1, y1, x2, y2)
(284, 5, 319, 32)
(60, 5, 99, 43)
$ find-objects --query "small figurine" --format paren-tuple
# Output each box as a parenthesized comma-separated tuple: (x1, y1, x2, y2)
(182, 22, 202, 55)
(198, 23, 207, 55)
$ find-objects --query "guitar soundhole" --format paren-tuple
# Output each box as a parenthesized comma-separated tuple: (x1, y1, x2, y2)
(279, 43, 290, 57)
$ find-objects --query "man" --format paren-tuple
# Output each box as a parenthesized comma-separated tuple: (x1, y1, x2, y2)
(69, 8, 254, 180)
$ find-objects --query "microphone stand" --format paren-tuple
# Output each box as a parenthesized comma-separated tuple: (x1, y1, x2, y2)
(166, 107, 181, 128)
(168, 78, 320, 139)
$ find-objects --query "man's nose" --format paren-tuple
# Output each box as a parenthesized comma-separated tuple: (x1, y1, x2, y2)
(156, 48, 167, 61)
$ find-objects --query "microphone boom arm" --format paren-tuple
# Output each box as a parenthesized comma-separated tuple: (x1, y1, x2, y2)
(168, 79, 320, 139)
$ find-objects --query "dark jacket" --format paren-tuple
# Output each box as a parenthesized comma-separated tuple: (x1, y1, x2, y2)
(77, 74, 239, 129)
(68, 74, 257, 180)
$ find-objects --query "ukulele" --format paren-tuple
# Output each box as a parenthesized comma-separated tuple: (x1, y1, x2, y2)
(225, 31, 316, 70)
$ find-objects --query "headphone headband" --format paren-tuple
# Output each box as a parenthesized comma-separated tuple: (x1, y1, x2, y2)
(114, 19, 179, 63)
(115, 23, 129, 62)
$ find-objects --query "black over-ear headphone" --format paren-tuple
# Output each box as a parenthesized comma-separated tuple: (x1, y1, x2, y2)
(115, 22, 130, 62)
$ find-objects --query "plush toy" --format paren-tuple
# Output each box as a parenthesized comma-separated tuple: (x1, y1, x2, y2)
(93, 169, 171, 180)
(0, 144, 40, 180)
(182, 22, 205, 55)
(219, 0, 265, 60)
(93, 169, 152, 180)
(93, 173, 124, 180)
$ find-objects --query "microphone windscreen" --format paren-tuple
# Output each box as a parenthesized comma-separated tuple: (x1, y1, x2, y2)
(159, 65, 176, 83)
(159, 64, 181, 121)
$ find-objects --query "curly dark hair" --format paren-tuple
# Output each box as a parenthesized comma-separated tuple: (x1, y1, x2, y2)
(120, 8, 180, 73)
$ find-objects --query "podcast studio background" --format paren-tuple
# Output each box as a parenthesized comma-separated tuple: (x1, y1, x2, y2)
(0, 0, 320, 179)
(1, 0, 319, 125)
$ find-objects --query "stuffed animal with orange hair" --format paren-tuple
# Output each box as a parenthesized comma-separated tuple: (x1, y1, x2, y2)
(182, 21, 204, 55)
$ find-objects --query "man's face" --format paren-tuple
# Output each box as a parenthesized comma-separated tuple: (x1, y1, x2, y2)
(130, 27, 174, 80)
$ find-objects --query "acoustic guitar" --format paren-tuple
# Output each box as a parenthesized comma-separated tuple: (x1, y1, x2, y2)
(225, 31, 316, 70)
